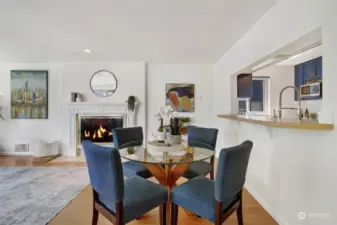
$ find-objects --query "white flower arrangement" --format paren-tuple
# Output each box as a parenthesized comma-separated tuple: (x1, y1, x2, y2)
(154, 105, 177, 122)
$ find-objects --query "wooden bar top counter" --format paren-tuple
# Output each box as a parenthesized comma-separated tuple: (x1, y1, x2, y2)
(218, 114, 334, 130)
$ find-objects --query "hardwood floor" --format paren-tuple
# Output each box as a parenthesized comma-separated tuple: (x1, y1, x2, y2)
(0, 155, 278, 225)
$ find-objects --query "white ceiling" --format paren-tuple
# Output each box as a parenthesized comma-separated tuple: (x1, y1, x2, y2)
(0, 0, 276, 63)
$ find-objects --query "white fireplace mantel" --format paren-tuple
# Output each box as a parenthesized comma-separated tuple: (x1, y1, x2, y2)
(68, 102, 126, 112)
(67, 102, 128, 156)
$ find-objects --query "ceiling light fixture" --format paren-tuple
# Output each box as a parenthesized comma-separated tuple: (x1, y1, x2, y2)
(84, 49, 92, 53)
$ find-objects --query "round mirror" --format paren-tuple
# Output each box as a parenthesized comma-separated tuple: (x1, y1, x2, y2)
(90, 70, 117, 97)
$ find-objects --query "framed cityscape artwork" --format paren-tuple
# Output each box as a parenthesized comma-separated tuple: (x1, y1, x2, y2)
(10, 70, 48, 119)
(166, 83, 194, 112)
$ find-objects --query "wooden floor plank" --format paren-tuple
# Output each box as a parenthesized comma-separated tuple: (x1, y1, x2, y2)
(0, 155, 278, 225)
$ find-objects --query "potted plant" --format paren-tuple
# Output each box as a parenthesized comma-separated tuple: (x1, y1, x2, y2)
(179, 117, 192, 127)
(178, 117, 192, 141)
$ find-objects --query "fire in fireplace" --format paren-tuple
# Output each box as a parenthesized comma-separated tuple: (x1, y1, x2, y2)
(79, 115, 124, 143)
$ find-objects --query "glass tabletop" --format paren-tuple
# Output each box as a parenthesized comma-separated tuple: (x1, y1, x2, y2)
(119, 144, 215, 165)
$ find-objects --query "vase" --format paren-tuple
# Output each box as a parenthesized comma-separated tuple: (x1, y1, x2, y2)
(180, 122, 189, 135)
(76, 94, 83, 102)
(167, 134, 181, 144)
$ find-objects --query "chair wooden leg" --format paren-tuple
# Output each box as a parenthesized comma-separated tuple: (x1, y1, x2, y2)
(237, 196, 244, 225)
(215, 201, 223, 225)
(92, 207, 99, 225)
(116, 202, 124, 225)
(210, 156, 215, 180)
(210, 169, 214, 180)
(171, 203, 178, 225)
(160, 203, 166, 225)
(92, 189, 99, 225)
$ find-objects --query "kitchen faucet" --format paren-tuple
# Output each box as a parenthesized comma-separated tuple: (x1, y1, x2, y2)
(278, 86, 301, 119)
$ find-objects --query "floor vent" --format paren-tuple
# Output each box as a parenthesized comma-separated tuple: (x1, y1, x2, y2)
(15, 143, 30, 152)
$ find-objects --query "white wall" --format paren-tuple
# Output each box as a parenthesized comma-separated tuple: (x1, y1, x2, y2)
(0, 62, 217, 155)
(147, 64, 215, 139)
(0, 63, 64, 154)
(0, 62, 146, 155)
(214, 0, 337, 224)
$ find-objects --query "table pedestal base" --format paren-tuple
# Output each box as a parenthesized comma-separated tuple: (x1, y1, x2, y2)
(144, 163, 199, 223)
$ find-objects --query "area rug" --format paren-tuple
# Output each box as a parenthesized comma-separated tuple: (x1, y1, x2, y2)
(0, 167, 89, 225)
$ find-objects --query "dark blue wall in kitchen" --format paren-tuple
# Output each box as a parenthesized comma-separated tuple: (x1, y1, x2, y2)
(294, 56, 322, 101)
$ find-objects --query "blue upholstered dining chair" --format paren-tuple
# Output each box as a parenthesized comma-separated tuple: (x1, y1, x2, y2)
(183, 127, 218, 180)
(112, 127, 152, 179)
(82, 141, 168, 225)
(171, 141, 253, 225)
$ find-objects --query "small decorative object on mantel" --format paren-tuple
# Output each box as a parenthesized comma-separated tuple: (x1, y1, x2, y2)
(0, 93, 5, 120)
(126, 96, 138, 127)
(71, 92, 78, 102)
(75, 93, 83, 102)
(70, 92, 83, 102)
(127, 96, 136, 112)
(70, 92, 76, 102)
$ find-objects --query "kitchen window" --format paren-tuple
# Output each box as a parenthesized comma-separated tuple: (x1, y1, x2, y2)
(249, 77, 270, 115)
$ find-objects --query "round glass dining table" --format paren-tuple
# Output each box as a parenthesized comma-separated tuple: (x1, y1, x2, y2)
(119, 143, 215, 191)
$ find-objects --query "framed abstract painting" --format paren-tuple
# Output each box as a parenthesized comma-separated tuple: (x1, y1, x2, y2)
(10, 70, 48, 119)
(166, 83, 194, 112)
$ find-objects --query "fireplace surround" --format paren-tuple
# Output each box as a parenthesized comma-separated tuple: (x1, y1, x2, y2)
(78, 114, 124, 144)
(68, 102, 129, 156)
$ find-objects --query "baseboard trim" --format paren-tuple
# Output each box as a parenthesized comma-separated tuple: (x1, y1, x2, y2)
(0, 151, 32, 156)
(244, 182, 289, 225)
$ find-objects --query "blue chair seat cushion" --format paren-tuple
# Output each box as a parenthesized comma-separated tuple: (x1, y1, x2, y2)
(122, 161, 152, 179)
(171, 177, 236, 222)
(99, 176, 168, 224)
(183, 161, 212, 179)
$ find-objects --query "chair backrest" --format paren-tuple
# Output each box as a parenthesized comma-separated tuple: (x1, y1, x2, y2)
(215, 140, 253, 202)
(187, 127, 218, 150)
(82, 141, 124, 203)
(112, 127, 143, 149)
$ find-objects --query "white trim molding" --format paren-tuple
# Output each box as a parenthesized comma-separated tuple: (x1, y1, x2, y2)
(244, 182, 289, 225)
(0, 151, 32, 156)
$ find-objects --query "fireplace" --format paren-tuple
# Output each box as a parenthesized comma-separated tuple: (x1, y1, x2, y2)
(78, 114, 124, 144)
